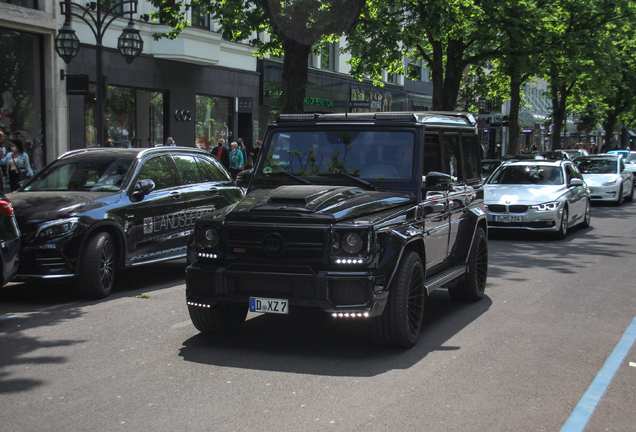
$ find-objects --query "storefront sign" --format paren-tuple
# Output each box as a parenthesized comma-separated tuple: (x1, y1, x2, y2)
(350, 101, 371, 108)
(522, 129, 533, 133)
(66, 74, 89, 95)
(174, 110, 192, 122)
(238, 97, 253, 113)
(304, 97, 333, 107)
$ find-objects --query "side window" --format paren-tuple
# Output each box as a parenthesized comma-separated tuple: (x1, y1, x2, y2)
(172, 155, 204, 185)
(565, 164, 575, 183)
(198, 156, 232, 181)
(569, 164, 583, 180)
(423, 133, 440, 176)
(137, 156, 177, 191)
(461, 134, 481, 183)
(620, 159, 626, 172)
(441, 133, 461, 178)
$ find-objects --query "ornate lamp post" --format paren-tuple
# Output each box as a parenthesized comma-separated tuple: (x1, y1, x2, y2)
(54, 0, 143, 147)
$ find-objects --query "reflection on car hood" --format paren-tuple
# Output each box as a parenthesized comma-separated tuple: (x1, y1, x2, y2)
(484, 184, 569, 204)
(228, 185, 414, 222)
(8, 191, 118, 227)
(580, 174, 620, 187)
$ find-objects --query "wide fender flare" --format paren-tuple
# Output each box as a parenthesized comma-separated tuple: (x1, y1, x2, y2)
(376, 227, 426, 293)
(79, 221, 128, 268)
(455, 206, 487, 264)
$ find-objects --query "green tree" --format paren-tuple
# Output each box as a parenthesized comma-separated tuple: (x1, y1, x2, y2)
(148, 0, 364, 113)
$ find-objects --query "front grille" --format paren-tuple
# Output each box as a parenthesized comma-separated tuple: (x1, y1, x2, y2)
(509, 205, 529, 213)
(226, 225, 326, 261)
(233, 276, 316, 298)
(488, 204, 506, 213)
(328, 280, 370, 306)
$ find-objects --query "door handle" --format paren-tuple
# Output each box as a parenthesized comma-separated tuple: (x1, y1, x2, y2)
(209, 187, 219, 194)
(169, 191, 181, 200)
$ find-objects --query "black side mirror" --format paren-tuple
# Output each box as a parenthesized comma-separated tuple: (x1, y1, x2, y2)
(424, 171, 454, 189)
(131, 179, 156, 201)
(236, 169, 252, 188)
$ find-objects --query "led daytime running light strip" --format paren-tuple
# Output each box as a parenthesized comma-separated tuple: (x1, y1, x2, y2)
(198, 252, 218, 258)
(335, 258, 364, 264)
(332, 312, 370, 318)
(187, 301, 211, 308)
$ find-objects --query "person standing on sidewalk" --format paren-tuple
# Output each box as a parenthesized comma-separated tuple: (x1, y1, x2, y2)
(229, 141, 243, 180)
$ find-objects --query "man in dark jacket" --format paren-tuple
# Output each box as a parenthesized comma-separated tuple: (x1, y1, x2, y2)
(213, 139, 230, 170)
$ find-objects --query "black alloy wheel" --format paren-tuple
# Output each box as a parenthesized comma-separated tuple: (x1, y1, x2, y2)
(80, 232, 116, 299)
(372, 250, 426, 348)
(449, 227, 488, 302)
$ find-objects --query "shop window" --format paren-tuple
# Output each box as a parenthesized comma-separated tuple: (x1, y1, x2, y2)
(195, 95, 232, 148)
(0, 0, 39, 9)
(0, 28, 45, 172)
(149, 91, 165, 147)
(85, 85, 136, 147)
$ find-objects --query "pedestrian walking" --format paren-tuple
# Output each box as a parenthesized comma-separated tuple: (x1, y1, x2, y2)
(1, 138, 33, 191)
(213, 139, 230, 170)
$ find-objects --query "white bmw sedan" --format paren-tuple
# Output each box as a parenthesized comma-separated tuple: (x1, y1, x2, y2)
(574, 155, 634, 205)
(485, 159, 591, 239)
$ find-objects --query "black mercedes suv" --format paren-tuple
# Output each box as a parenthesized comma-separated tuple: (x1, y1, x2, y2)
(186, 112, 488, 348)
(10, 147, 244, 299)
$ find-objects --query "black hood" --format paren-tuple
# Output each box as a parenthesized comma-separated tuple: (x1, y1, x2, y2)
(8, 191, 118, 227)
(227, 185, 414, 223)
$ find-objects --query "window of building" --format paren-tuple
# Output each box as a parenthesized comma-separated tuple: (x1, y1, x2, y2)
(195, 95, 233, 146)
(320, 42, 336, 71)
(85, 85, 136, 148)
(191, 3, 210, 29)
(0, 0, 39, 9)
(0, 28, 45, 171)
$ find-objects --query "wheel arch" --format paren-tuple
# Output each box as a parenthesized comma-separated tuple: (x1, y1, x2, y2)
(79, 222, 127, 269)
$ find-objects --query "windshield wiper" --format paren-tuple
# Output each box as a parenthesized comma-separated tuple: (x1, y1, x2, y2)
(318, 173, 377, 190)
(265, 171, 314, 185)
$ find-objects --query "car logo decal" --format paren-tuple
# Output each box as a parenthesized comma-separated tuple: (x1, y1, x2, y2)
(143, 217, 154, 234)
(263, 232, 285, 256)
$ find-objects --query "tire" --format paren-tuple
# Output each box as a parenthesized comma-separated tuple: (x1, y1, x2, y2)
(615, 186, 624, 206)
(449, 227, 488, 302)
(372, 251, 425, 348)
(627, 184, 634, 202)
(79, 232, 116, 299)
(188, 303, 248, 335)
(555, 206, 569, 240)
(580, 199, 591, 229)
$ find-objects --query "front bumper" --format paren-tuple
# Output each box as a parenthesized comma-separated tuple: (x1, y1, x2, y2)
(16, 235, 80, 280)
(587, 185, 620, 202)
(485, 204, 563, 231)
(185, 261, 389, 317)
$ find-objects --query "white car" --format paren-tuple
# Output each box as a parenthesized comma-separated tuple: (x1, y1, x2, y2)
(574, 155, 634, 205)
(622, 153, 636, 186)
(485, 160, 591, 239)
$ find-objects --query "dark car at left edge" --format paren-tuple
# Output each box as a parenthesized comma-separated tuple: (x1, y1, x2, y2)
(9, 147, 244, 299)
(0, 192, 21, 288)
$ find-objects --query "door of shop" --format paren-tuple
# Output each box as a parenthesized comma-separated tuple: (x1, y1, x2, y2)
(136, 90, 166, 148)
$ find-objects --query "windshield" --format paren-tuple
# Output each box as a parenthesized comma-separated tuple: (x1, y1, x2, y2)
(575, 158, 617, 174)
(488, 165, 564, 185)
(260, 130, 415, 180)
(24, 156, 135, 192)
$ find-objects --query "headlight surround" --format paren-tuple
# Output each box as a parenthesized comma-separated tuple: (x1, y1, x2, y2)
(199, 227, 220, 249)
(602, 178, 618, 186)
(330, 227, 371, 259)
(35, 217, 80, 240)
(531, 201, 560, 211)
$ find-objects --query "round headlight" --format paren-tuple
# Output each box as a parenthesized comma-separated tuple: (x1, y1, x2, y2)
(341, 232, 363, 254)
(200, 228, 219, 248)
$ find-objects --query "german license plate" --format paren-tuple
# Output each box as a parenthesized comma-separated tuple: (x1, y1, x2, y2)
(249, 297, 289, 314)
(493, 215, 522, 222)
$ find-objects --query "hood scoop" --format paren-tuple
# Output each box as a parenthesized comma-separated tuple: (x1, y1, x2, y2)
(267, 186, 334, 206)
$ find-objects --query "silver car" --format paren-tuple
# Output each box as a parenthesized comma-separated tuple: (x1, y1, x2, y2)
(621, 152, 636, 186)
(485, 160, 591, 239)
(574, 155, 634, 204)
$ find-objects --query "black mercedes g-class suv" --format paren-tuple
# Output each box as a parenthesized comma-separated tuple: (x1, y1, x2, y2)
(186, 112, 488, 348)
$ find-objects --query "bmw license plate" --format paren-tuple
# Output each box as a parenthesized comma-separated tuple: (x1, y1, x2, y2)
(493, 215, 522, 223)
(250, 297, 289, 314)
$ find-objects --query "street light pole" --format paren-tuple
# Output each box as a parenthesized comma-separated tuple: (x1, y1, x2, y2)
(55, 0, 143, 147)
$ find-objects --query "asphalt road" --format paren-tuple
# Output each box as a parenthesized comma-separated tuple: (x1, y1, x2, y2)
(1, 202, 635, 432)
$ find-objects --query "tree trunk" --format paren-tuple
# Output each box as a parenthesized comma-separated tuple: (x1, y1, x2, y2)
(281, 37, 312, 114)
(431, 40, 444, 111)
(441, 39, 465, 111)
(550, 85, 563, 150)
(604, 113, 618, 152)
(507, 76, 522, 156)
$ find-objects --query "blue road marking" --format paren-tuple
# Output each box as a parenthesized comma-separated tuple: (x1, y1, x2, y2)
(560, 316, 636, 432)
